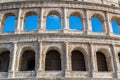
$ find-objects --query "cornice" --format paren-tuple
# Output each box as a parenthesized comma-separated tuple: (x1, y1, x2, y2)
(0, 1, 119, 14)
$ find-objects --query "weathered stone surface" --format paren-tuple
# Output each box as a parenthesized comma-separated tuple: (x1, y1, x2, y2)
(0, 0, 120, 80)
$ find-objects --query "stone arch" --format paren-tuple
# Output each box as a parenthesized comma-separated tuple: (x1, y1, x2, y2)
(19, 46, 35, 56)
(71, 47, 88, 71)
(45, 10, 62, 18)
(24, 11, 38, 18)
(71, 50, 86, 71)
(71, 47, 88, 57)
(111, 16, 120, 34)
(24, 11, 38, 31)
(19, 46, 35, 71)
(45, 46, 62, 54)
(111, 16, 120, 24)
(46, 10, 61, 30)
(2, 13, 15, 22)
(91, 13, 104, 23)
(96, 48, 112, 71)
(2, 13, 16, 33)
(91, 13, 105, 32)
(45, 46, 62, 71)
(69, 12, 83, 31)
(69, 12, 82, 18)
(97, 48, 111, 58)
(96, 51, 108, 71)
(0, 48, 10, 72)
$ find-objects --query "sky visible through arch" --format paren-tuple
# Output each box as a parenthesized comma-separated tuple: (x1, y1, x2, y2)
(3, 15, 119, 34)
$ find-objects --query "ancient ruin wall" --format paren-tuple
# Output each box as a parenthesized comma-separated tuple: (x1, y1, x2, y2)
(0, 0, 120, 80)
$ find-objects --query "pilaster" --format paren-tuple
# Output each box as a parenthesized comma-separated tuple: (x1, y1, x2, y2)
(89, 43, 97, 77)
(39, 8, 45, 33)
(84, 10, 92, 34)
(36, 41, 44, 77)
(62, 8, 69, 33)
(105, 12, 113, 36)
(15, 9, 23, 33)
(111, 44, 119, 78)
(8, 42, 17, 78)
(65, 42, 71, 77)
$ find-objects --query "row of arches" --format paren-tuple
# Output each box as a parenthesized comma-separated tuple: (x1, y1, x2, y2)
(0, 48, 117, 72)
(2, 11, 120, 34)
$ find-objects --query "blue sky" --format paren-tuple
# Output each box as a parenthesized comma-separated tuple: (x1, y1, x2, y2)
(3, 15, 119, 34)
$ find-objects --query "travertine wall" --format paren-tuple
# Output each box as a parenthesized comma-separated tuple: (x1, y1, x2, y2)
(0, 0, 120, 80)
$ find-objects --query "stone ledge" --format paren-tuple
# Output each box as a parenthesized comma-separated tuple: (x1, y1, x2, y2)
(2, 78, 120, 80)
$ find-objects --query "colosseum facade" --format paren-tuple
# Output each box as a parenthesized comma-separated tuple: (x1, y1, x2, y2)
(0, 0, 120, 80)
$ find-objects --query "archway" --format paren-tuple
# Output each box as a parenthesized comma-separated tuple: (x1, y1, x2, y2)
(71, 50, 86, 71)
(45, 50, 61, 71)
(20, 50, 35, 71)
(96, 51, 108, 71)
(0, 51, 10, 72)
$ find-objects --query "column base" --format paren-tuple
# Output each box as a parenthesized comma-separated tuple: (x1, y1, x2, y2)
(107, 32, 113, 37)
(64, 70, 71, 78)
(36, 70, 44, 78)
(8, 71, 14, 78)
(62, 28, 69, 33)
(38, 29, 44, 33)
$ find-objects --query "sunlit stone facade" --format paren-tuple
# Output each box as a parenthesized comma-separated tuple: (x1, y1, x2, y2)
(0, 0, 120, 80)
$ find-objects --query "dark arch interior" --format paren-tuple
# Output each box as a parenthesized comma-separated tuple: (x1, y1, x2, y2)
(0, 51, 10, 72)
(45, 50, 61, 71)
(96, 51, 108, 71)
(20, 50, 35, 71)
(71, 50, 86, 71)
(118, 53, 120, 64)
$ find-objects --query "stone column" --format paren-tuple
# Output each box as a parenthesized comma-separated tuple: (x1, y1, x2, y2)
(8, 42, 17, 78)
(89, 43, 97, 77)
(36, 42, 44, 77)
(62, 8, 69, 33)
(15, 9, 23, 33)
(82, 17, 87, 34)
(39, 8, 45, 32)
(0, 13, 4, 34)
(103, 19, 108, 34)
(38, 12, 41, 33)
(105, 12, 113, 35)
(84, 9, 92, 34)
(35, 42, 39, 71)
(0, 18, 2, 34)
(111, 44, 118, 78)
(65, 42, 71, 77)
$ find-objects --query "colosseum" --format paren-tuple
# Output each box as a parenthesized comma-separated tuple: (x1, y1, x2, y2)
(1, 0, 120, 80)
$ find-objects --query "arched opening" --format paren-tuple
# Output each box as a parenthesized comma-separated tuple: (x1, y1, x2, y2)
(46, 13, 61, 30)
(20, 50, 35, 71)
(96, 51, 108, 71)
(111, 20, 119, 34)
(0, 51, 10, 72)
(3, 15, 16, 33)
(24, 13, 38, 31)
(118, 53, 120, 64)
(45, 50, 61, 71)
(91, 17, 103, 32)
(69, 15, 82, 31)
(71, 50, 86, 71)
